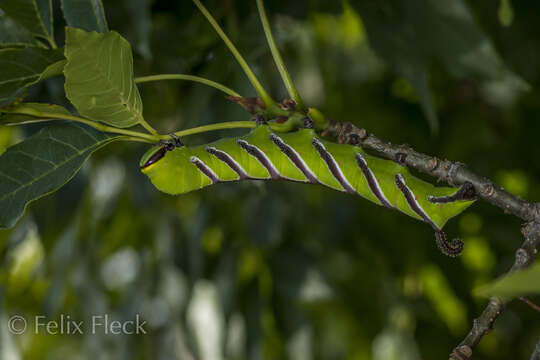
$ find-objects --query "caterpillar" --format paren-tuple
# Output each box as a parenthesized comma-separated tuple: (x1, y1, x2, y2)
(140, 125, 476, 256)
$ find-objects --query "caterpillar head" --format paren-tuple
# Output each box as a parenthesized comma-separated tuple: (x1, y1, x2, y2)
(140, 136, 184, 170)
(140, 145, 168, 170)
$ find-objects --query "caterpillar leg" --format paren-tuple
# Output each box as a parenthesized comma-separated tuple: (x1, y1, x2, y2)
(394, 152, 407, 166)
(428, 182, 476, 203)
(254, 114, 267, 125)
(302, 116, 314, 129)
(347, 133, 361, 146)
(159, 134, 184, 150)
(170, 134, 184, 148)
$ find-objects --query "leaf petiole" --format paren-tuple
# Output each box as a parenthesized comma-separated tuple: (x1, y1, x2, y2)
(172, 120, 293, 138)
(191, 0, 276, 109)
(135, 74, 241, 97)
(256, 0, 305, 111)
(173, 121, 256, 137)
(1, 107, 291, 144)
(139, 118, 159, 136)
(1, 107, 158, 142)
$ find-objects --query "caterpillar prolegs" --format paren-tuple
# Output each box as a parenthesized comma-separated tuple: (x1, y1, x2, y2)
(140, 126, 476, 256)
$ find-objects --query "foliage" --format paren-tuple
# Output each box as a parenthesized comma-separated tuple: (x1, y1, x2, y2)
(0, 0, 55, 43)
(60, 0, 108, 33)
(64, 28, 144, 128)
(0, 47, 64, 106)
(352, 0, 528, 133)
(476, 261, 540, 299)
(0, 0, 539, 359)
(0, 122, 119, 228)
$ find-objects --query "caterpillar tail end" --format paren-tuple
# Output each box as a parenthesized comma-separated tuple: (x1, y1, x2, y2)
(434, 231, 464, 257)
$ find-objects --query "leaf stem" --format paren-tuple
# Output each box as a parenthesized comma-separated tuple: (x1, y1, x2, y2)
(191, 0, 276, 108)
(44, 35, 58, 49)
(2, 109, 158, 142)
(173, 121, 256, 137)
(172, 120, 290, 138)
(135, 74, 241, 97)
(256, 0, 305, 111)
(34, 35, 57, 49)
(66, 116, 157, 141)
(139, 118, 159, 135)
(2, 108, 289, 143)
(119, 136, 155, 144)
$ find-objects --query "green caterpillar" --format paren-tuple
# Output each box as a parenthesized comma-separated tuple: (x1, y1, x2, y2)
(140, 125, 476, 256)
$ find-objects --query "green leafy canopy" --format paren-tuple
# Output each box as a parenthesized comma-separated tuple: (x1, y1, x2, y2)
(0, 0, 146, 228)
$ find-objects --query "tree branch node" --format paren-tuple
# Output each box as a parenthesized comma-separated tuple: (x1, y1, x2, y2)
(450, 345, 472, 360)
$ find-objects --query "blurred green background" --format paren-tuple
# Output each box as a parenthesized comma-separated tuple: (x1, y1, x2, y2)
(1, 0, 540, 359)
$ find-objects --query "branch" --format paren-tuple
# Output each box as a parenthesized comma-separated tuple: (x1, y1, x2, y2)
(324, 122, 540, 221)
(520, 297, 540, 314)
(322, 121, 540, 359)
(448, 221, 540, 360)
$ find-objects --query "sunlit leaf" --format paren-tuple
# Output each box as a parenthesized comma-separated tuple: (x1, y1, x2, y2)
(64, 27, 144, 128)
(475, 262, 540, 298)
(60, 0, 108, 33)
(0, 123, 119, 228)
(0, 0, 52, 39)
(0, 47, 64, 107)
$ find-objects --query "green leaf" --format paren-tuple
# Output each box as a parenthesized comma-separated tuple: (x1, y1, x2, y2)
(64, 27, 144, 128)
(0, 47, 65, 107)
(35, 0, 52, 36)
(0, 102, 73, 125)
(60, 0, 108, 33)
(475, 262, 540, 299)
(0, 123, 119, 228)
(0, 12, 37, 47)
(41, 59, 67, 80)
(353, 0, 528, 133)
(0, 0, 52, 39)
